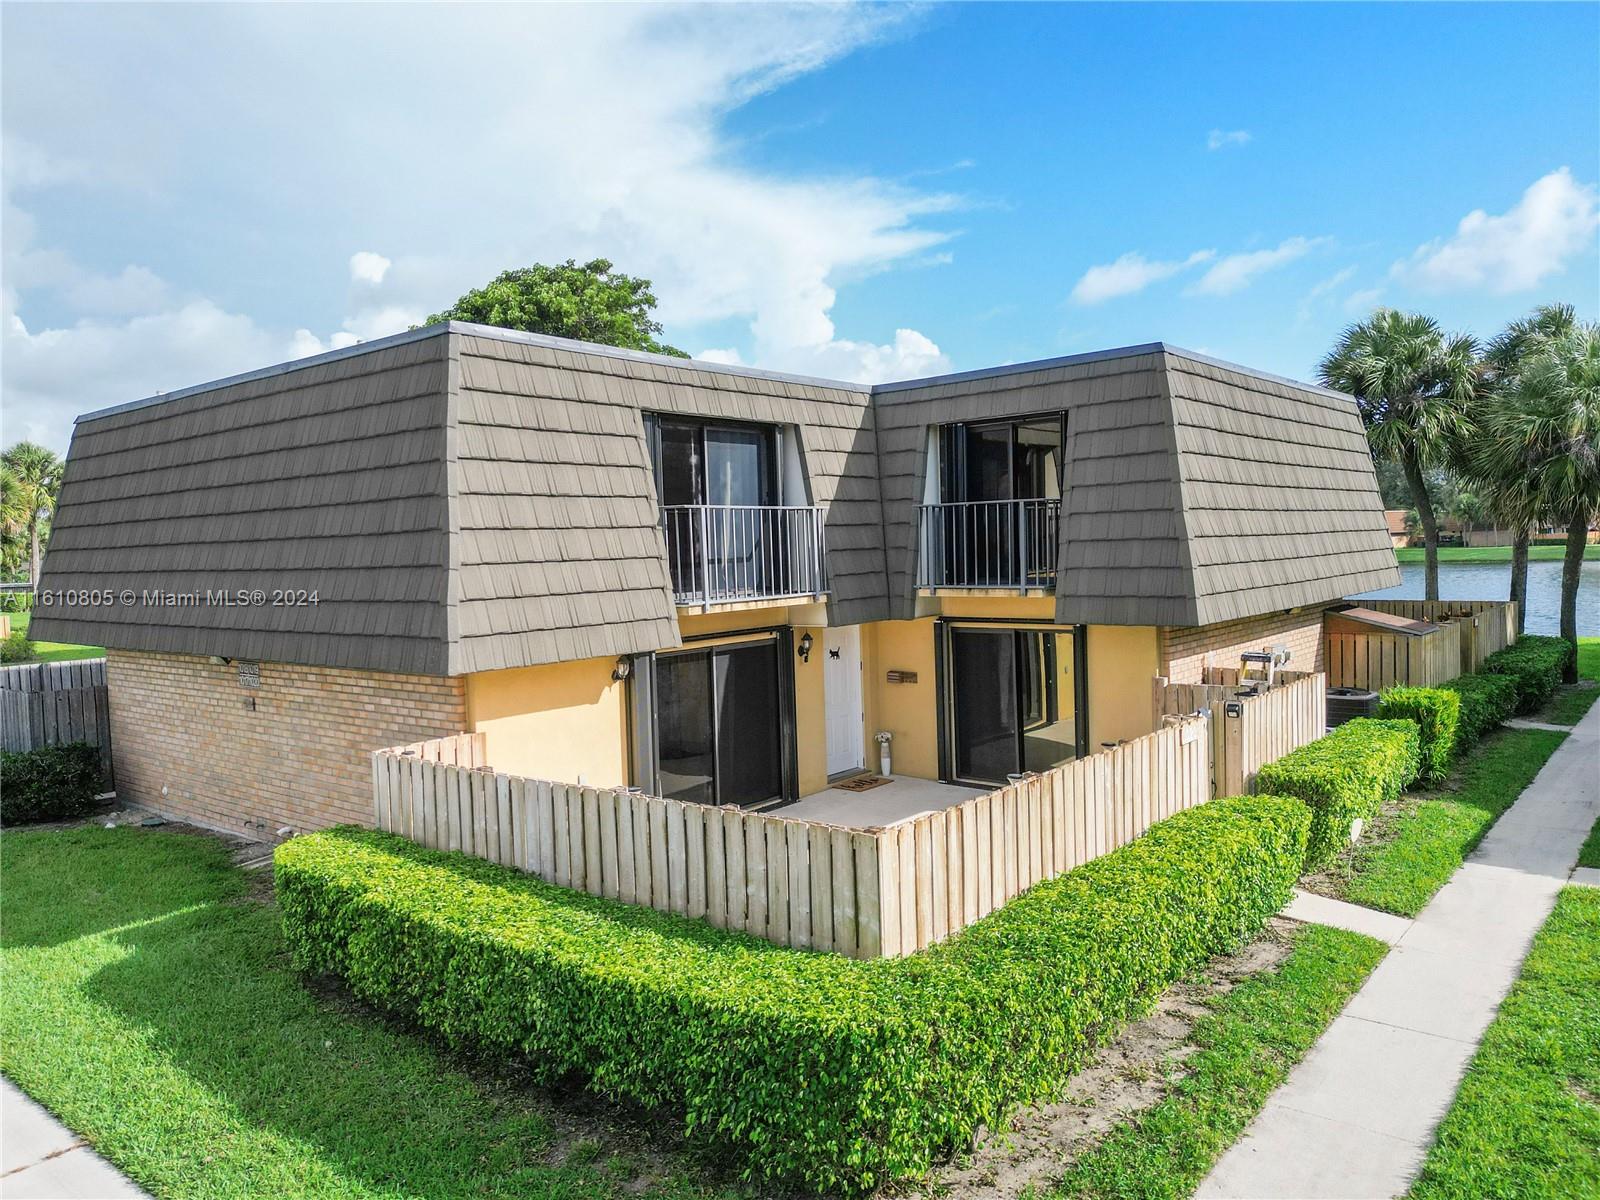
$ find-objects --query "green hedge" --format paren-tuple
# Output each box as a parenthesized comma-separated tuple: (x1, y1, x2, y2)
(1378, 686, 1462, 783)
(276, 795, 1309, 1192)
(1481, 635, 1574, 714)
(0, 742, 103, 825)
(1254, 718, 1420, 872)
(1442, 674, 1519, 747)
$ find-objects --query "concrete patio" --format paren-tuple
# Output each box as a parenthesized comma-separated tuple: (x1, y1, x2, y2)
(782, 775, 984, 827)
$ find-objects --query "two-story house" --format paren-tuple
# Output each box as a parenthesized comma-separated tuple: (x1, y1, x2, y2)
(31, 322, 1398, 835)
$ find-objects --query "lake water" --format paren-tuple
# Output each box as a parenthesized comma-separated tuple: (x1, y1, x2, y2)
(1352, 559, 1599, 637)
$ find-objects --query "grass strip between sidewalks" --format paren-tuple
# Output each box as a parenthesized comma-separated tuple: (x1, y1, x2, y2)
(1048, 923, 1386, 1200)
(1407, 886, 1600, 1200)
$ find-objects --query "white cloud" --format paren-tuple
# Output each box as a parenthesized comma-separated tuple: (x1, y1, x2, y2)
(1069, 250, 1214, 305)
(1188, 236, 1328, 296)
(696, 328, 949, 384)
(2, 5, 954, 448)
(1390, 168, 1599, 293)
(1344, 286, 1385, 313)
(3, 296, 311, 451)
(1206, 129, 1252, 151)
(1305, 266, 1357, 301)
(348, 251, 391, 285)
(64, 265, 170, 316)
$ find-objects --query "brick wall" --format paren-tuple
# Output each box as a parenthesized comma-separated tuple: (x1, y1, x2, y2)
(107, 649, 466, 837)
(1158, 607, 1328, 685)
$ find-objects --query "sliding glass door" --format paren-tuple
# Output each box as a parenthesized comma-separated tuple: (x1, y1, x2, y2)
(944, 624, 1082, 786)
(653, 637, 788, 808)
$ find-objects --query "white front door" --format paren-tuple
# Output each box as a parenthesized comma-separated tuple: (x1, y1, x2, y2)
(824, 626, 865, 777)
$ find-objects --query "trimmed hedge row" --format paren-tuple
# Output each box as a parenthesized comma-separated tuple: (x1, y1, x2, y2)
(1441, 673, 1520, 749)
(1377, 687, 1461, 783)
(1480, 635, 1574, 714)
(0, 742, 103, 825)
(1254, 718, 1420, 871)
(276, 795, 1310, 1192)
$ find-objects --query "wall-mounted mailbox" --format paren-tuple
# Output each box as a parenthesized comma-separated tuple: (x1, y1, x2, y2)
(886, 670, 918, 684)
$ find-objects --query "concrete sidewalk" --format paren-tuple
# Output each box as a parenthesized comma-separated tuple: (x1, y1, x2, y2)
(1, 1078, 149, 1199)
(1199, 701, 1600, 1200)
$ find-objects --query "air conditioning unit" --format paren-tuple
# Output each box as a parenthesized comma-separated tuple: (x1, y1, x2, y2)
(1327, 687, 1380, 728)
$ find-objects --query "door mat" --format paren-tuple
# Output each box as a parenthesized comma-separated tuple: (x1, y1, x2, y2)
(833, 775, 891, 793)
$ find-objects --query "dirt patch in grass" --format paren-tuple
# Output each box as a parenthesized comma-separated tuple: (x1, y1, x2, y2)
(1298, 786, 1426, 901)
(910, 919, 1297, 1200)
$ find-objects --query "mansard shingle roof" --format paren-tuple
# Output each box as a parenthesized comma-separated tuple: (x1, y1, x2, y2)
(31, 323, 1399, 673)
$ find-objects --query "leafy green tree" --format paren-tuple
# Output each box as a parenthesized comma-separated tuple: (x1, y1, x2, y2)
(426, 259, 687, 357)
(1320, 310, 1479, 600)
(0, 463, 30, 582)
(1466, 303, 1580, 632)
(1476, 323, 1600, 681)
(1, 443, 63, 588)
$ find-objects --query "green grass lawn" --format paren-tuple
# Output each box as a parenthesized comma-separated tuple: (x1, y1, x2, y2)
(4, 610, 105, 663)
(1537, 637, 1600, 726)
(0, 826, 726, 1200)
(1321, 727, 1568, 917)
(1048, 924, 1386, 1200)
(1407, 886, 1600, 1200)
(1393, 544, 1599, 564)
(1579, 816, 1600, 871)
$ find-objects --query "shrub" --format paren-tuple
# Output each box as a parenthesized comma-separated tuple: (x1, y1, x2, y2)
(0, 742, 104, 825)
(1378, 686, 1462, 783)
(1254, 718, 1420, 872)
(1442, 674, 1519, 747)
(1480, 635, 1574, 714)
(0, 630, 35, 663)
(276, 794, 1309, 1192)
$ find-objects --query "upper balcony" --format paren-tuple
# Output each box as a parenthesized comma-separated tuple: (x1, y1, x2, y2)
(916, 412, 1066, 594)
(645, 412, 827, 608)
(661, 503, 827, 607)
(916, 498, 1060, 592)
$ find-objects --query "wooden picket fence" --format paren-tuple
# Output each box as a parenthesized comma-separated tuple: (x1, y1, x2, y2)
(1343, 600, 1516, 675)
(1326, 616, 1464, 690)
(1151, 671, 1326, 797)
(371, 714, 1213, 959)
(0, 658, 114, 786)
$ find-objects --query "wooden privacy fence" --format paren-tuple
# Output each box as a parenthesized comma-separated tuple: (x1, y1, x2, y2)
(371, 714, 1213, 960)
(1326, 616, 1464, 690)
(0, 658, 114, 786)
(1341, 600, 1517, 676)
(1151, 671, 1327, 797)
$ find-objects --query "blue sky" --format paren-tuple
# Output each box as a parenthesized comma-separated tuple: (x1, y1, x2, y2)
(4, 3, 1597, 451)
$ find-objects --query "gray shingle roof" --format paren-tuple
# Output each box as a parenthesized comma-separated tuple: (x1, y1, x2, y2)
(31, 326, 1398, 674)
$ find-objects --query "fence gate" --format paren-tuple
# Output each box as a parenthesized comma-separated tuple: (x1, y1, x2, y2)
(0, 659, 115, 788)
(1152, 672, 1326, 798)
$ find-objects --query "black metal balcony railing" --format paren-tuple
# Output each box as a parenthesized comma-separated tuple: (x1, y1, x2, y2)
(916, 498, 1061, 591)
(661, 504, 828, 606)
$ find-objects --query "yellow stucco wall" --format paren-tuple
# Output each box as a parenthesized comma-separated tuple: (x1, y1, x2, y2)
(462, 603, 1159, 795)
(465, 606, 831, 798)
(861, 618, 941, 780)
(1087, 624, 1160, 747)
(934, 595, 1058, 621)
(465, 655, 629, 787)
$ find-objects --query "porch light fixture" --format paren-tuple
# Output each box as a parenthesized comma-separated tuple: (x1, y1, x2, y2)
(797, 632, 813, 663)
(611, 656, 632, 681)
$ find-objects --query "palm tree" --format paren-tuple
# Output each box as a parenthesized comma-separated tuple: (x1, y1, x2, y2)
(1471, 303, 1580, 632)
(1477, 323, 1600, 682)
(1320, 310, 1479, 600)
(0, 463, 30, 582)
(0, 442, 64, 589)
